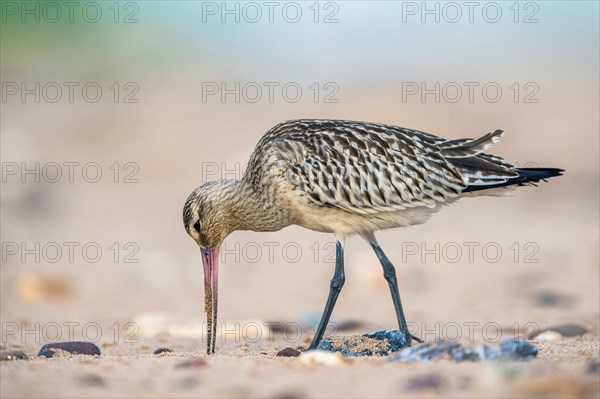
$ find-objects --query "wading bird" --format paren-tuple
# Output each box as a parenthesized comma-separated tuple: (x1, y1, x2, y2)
(183, 119, 562, 354)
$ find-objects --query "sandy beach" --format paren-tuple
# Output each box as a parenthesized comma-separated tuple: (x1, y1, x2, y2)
(1, 1, 599, 397)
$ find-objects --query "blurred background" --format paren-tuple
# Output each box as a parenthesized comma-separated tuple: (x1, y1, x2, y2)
(1, 1, 598, 395)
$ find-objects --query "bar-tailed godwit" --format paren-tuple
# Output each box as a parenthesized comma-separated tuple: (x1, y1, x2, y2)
(183, 119, 563, 354)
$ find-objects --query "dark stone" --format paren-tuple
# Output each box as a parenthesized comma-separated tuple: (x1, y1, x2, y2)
(528, 323, 589, 339)
(317, 329, 411, 357)
(175, 358, 207, 369)
(75, 373, 107, 388)
(38, 342, 101, 358)
(405, 373, 444, 391)
(493, 339, 538, 360)
(153, 347, 173, 354)
(391, 339, 537, 363)
(0, 350, 29, 361)
(532, 291, 574, 308)
(276, 347, 301, 357)
(586, 361, 600, 374)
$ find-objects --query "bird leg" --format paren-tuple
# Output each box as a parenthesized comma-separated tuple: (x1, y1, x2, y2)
(306, 239, 346, 350)
(366, 234, 423, 344)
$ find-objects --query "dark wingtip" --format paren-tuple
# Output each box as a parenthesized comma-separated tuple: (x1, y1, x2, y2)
(463, 167, 564, 193)
(515, 167, 565, 180)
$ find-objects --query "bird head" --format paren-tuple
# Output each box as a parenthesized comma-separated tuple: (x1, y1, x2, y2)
(183, 180, 235, 354)
(183, 181, 233, 249)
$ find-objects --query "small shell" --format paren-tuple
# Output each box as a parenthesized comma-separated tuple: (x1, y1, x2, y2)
(298, 350, 346, 366)
(533, 331, 562, 341)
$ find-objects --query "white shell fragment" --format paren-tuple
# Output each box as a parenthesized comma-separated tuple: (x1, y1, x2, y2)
(298, 350, 347, 366)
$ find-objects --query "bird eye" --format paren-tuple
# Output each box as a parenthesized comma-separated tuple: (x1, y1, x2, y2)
(193, 221, 201, 232)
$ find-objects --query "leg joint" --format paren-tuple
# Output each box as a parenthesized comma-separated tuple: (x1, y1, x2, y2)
(383, 264, 397, 281)
(330, 274, 345, 290)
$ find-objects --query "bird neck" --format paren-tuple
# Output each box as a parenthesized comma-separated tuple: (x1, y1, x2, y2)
(222, 179, 293, 233)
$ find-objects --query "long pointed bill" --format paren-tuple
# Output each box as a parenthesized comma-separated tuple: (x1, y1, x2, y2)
(201, 247, 219, 354)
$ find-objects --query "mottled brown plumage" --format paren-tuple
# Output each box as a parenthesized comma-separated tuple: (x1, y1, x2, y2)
(183, 119, 563, 354)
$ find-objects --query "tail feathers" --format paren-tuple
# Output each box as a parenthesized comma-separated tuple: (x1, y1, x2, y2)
(478, 153, 514, 169)
(440, 129, 504, 158)
(449, 154, 518, 185)
(462, 167, 564, 193)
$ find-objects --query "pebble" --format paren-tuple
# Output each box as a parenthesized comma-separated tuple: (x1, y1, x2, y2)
(0, 350, 29, 361)
(391, 339, 537, 363)
(528, 323, 589, 339)
(153, 348, 173, 355)
(532, 291, 574, 308)
(37, 342, 101, 358)
(277, 347, 301, 357)
(480, 339, 539, 360)
(298, 350, 346, 366)
(75, 373, 107, 388)
(317, 330, 411, 356)
(175, 358, 207, 369)
(586, 361, 599, 374)
(405, 373, 444, 391)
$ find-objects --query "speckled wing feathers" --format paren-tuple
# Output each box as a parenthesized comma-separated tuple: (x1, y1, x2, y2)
(245, 120, 520, 215)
